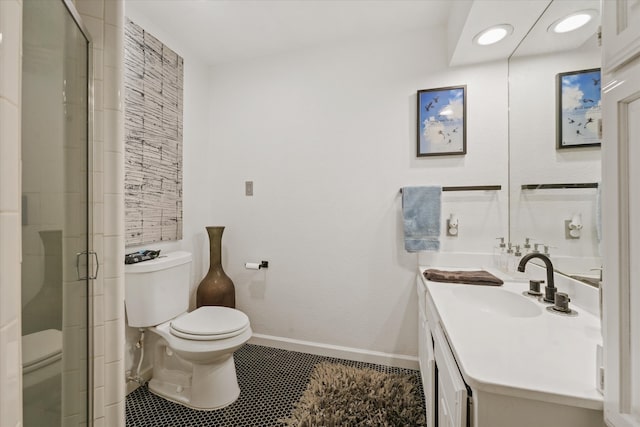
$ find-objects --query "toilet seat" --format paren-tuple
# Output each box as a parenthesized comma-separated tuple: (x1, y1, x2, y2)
(170, 306, 250, 341)
(22, 329, 62, 374)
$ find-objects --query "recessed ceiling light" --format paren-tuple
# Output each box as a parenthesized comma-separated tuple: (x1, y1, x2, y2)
(549, 10, 597, 34)
(473, 24, 513, 46)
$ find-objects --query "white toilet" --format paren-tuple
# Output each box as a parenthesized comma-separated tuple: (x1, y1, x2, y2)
(124, 251, 252, 410)
(22, 329, 63, 427)
(22, 328, 62, 389)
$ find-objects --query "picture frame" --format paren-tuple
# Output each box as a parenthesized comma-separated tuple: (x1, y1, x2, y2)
(557, 68, 601, 149)
(417, 85, 466, 157)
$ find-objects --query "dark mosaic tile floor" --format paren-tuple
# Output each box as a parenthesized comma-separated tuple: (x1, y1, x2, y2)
(126, 343, 424, 427)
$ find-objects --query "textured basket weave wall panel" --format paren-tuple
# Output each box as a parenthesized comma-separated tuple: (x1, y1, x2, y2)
(124, 18, 183, 245)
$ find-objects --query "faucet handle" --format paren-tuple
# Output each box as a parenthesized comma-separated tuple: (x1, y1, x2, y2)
(554, 292, 571, 312)
(529, 280, 544, 293)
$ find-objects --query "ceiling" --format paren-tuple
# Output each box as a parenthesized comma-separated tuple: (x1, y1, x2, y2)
(124, 0, 600, 67)
(125, 0, 454, 66)
(512, 0, 600, 58)
(447, 0, 552, 66)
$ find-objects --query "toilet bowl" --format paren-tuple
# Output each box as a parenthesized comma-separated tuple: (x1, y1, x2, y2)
(124, 251, 252, 410)
(22, 329, 63, 427)
(149, 306, 252, 409)
(22, 329, 62, 389)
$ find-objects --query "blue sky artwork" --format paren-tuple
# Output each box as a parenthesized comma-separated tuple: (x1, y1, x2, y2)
(561, 69, 601, 146)
(418, 87, 464, 154)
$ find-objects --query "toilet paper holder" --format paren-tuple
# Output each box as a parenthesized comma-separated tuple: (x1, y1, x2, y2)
(245, 261, 269, 270)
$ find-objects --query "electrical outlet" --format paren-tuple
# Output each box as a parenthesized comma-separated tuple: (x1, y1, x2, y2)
(446, 219, 459, 237)
(245, 181, 253, 196)
(565, 219, 580, 239)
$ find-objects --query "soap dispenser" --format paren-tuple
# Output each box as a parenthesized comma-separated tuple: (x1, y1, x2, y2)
(510, 245, 529, 280)
(494, 237, 506, 268)
(523, 237, 534, 253)
(504, 242, 514, 272)
(508, 245, 523, 273)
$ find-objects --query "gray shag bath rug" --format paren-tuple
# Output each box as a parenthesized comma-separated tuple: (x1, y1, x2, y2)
(280, 362, 427, 427)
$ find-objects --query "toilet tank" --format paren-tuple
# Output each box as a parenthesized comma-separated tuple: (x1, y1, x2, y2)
(125, 251, 192, 327)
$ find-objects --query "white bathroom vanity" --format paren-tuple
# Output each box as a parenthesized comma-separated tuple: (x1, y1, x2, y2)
(417, 268, 604, 427)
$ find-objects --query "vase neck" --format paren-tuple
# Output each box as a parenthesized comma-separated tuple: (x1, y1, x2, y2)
(206, 227, 224, 267)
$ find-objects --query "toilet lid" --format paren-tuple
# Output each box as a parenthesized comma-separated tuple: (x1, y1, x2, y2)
(170, 306, 249, 341)
(22, 329, 62, 369)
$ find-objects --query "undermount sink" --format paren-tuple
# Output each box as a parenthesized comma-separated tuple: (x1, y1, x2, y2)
(452, 286, 543, 318)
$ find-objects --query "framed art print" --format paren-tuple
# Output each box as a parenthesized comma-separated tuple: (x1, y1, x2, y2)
(557, 68, 601, 149)
(417, 85, 466, 157)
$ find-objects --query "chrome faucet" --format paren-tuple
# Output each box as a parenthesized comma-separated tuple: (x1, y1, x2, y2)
(517, 253, 556, 303)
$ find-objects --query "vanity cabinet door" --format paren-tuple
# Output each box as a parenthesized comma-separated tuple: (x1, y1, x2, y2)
(602, 58, 640, 427)
(433, 325, 467, 427)
(602, 0, 640, 72)
(602, 1, 640, 425)
(417, 277, 436, 427)
(419, 322, 436, 427)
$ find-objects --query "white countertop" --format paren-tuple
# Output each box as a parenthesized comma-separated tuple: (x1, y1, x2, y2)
(420, 267, 603, 410)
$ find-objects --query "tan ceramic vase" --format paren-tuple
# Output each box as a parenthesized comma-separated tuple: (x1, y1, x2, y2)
(196, 226, 236, 308)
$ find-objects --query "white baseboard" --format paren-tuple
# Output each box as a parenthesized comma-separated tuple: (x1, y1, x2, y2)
(248, 333, 419, 370)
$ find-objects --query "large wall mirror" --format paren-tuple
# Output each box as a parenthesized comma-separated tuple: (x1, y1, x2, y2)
(509, 0, 601, 284)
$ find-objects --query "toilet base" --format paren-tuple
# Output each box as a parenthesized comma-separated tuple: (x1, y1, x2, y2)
(149, 344, 241, 410)
(23, 372, 61, 427)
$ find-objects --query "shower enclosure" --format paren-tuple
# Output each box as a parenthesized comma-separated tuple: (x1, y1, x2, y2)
(21, 0, 94, 425)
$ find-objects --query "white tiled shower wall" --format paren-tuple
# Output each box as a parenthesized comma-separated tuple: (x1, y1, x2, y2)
(0, 0, 125, 426)
(0, 1, 24, 425)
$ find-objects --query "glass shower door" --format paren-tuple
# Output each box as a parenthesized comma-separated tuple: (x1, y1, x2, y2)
(21, 0, 91, 425)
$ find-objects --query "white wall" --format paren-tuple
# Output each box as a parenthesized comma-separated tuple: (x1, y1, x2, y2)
(123, 4, 213, 378)
(207, 27, 508, 359)
(119, 12, 508, 377)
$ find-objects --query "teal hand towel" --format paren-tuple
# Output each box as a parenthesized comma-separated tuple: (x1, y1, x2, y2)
(402, 186, 442, 252)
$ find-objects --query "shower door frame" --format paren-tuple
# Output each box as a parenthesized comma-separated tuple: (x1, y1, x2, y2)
(60, 0, 95, 424)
